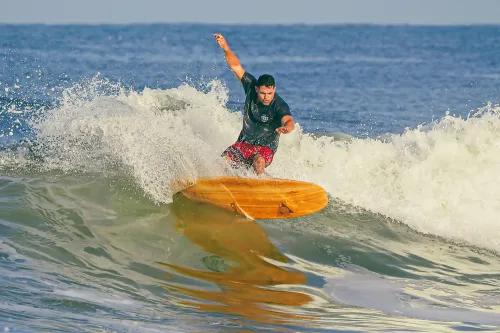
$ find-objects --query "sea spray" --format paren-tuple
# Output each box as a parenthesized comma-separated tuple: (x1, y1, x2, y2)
(272, 103, 500, 252)
(8, 75, 500, 253)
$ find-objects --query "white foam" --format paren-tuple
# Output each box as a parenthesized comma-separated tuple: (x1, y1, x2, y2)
(53, 289, 139, 309)
(0, 240, 22, 261)
(0, 302, 189, 333)
(324, 265, 500, 326)
(28, 77, 500, 253)
(29, 76, 241, 203)
(269, 103, 500, 253)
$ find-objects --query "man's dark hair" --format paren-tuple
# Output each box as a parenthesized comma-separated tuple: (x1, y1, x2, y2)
(257, 74, 275, 87)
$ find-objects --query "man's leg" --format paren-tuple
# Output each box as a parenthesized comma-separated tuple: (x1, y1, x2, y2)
(251, 146, 274, 175)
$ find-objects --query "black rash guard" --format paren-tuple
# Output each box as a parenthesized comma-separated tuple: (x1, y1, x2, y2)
(236, 72, 291, 153)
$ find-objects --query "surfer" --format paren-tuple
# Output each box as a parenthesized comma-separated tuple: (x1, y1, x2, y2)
(214, 33, 295, 175)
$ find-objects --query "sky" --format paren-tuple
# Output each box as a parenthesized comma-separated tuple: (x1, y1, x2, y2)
(1, 0, 500, 25)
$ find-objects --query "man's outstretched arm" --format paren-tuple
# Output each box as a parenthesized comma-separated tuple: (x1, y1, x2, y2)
(214, 34, 245, 81)
(276, 115, 295, 134)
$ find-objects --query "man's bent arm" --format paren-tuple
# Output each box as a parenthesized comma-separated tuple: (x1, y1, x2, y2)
(282, 116, 295, 131)
(276, 115, 295, 134)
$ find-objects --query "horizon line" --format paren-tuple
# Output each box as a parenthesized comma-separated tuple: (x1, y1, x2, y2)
(1, 21, 500, 27)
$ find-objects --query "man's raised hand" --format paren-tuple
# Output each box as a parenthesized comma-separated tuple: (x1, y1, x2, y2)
(214, 34, 229, 51)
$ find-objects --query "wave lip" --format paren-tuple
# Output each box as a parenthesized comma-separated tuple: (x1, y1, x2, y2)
(271, 103, 500, 254)
(5, 75, 500, 254)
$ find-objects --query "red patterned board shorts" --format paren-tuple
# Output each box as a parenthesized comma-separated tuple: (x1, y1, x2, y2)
(222, 142, 275, 168)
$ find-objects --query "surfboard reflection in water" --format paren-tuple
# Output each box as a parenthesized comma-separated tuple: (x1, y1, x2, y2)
(157, 193, 313, 325)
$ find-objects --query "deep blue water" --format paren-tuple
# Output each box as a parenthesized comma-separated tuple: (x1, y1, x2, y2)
(1, 24, 500, 333)
(2, 24, 500, 136)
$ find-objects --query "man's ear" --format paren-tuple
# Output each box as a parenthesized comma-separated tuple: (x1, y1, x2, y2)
(255, 86, 259, 93)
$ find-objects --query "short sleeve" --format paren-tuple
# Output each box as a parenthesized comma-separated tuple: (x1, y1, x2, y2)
(274, 98, 291, 120)
(241, 72, 256, 95)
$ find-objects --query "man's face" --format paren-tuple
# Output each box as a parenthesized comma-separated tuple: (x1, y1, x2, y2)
(255, 85, 276, 105)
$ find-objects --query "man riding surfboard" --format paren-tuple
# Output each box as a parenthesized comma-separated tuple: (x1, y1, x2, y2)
(214, 33, 295, 175)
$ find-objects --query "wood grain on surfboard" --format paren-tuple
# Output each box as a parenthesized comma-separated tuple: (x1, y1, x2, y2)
(179, 176, 328, 219)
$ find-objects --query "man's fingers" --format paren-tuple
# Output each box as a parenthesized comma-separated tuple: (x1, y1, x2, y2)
(214, 34, 225, 45)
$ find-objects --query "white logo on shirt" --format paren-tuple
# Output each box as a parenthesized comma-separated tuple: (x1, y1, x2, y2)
(261, 115, 269, 122)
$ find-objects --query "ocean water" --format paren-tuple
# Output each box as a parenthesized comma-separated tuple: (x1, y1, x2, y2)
(1, 23, 500, 332)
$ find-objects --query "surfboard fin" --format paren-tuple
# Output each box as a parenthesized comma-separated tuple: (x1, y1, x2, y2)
(278, 203, 293, 216)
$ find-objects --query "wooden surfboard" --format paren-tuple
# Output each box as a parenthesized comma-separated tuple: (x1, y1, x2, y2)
(178, 176, 328, 219)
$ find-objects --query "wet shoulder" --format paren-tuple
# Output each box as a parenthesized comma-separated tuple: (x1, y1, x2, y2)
(241, 72, 257, 93)
(272, 93, 291, 115)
